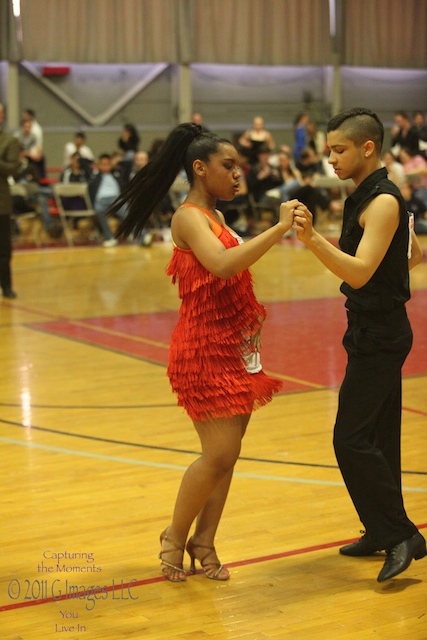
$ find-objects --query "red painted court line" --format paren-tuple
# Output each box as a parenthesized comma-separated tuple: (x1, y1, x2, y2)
(403, 405, 427, 417)
(32, 320, 169, 365)
(2, 524, 427, 613)
(226, 522, 427, 567)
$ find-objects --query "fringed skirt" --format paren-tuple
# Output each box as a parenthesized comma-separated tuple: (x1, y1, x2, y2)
(166, 251, 282, 422)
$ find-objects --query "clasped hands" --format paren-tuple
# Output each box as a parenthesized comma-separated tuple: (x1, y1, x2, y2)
(279, 198, 314, 242)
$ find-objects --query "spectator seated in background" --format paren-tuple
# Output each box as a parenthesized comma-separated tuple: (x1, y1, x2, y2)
(21, 108, 46, 179)
(15, 119, 44, 178)
(13, 138, 57, 236)
(400, 180, 427, 234)
(14, 141, 40, 185)
(129, 150, 149, 181)
(295, 145, 324, 176)
(117, 123, 140, 184)
(88, 153, 127, 247)
(57, 152, 90, 231)
(413, 111, 427, 159)
(117, 149, 153, 247)
(391, 111, 420, 158)
(64, 131, 94, 179)
(239, 116, 275, 165)
(11, 145, 57, 235)
(9, 148, 46, 242)
(61, 152, 88, 184)
(399, 146, 427, 206)
(10, 147, 41, 217)
(15, 145, 42, 184)
(276, 150, 303, 201)
(22, 108, 43, 148)
(290, 146, 330, 225)
(246, 143, 283, 203)
(110, 150, 129, 185)
(118, 123, 140, 161)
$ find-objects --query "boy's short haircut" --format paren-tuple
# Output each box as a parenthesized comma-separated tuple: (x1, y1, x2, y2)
(327, 108, 384, 153)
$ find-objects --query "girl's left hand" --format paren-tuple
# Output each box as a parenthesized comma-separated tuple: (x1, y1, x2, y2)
(279, 199, 301, 232)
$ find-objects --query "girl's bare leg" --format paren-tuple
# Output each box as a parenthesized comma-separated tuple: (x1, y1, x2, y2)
(193, 413, 251, 544)
(159, 413, 251, 579)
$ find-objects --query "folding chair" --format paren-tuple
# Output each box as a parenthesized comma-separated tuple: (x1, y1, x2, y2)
(52, 182, 98, 246)
(247, 192, 280, 224)
(10, 183, 42, 247)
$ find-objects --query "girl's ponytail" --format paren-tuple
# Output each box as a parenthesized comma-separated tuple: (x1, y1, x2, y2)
(110, 123, 202, 239)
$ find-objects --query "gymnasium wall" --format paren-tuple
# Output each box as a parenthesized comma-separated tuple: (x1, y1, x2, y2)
(5, 61, 427, 169)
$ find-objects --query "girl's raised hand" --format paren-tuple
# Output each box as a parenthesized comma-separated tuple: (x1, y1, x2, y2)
(279, 199, 301, 232)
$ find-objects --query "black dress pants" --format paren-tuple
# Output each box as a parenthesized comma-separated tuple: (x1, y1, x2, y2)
(333, 307, 418, 550)
(0, 215, 13, 293)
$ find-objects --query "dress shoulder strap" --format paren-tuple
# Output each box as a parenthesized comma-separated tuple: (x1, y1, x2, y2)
(178, 203, 223, 238)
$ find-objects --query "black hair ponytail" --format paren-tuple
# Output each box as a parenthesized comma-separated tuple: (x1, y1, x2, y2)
(109, 123, 231, 239)
(109, 123, 202, 239)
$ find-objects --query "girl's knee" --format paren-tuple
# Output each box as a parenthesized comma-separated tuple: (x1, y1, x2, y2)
(206, 449, 240, 475)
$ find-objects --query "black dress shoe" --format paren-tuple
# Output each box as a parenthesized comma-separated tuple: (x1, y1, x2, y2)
(2, 289, 17, 299)
(377, 531, 427, 582)
(340, 534, 380, 556)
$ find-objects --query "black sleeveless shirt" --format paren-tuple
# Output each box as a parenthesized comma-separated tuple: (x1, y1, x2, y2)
(339, 167, 411, 313)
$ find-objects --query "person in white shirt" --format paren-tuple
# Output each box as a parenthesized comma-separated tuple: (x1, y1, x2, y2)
(22, 109, 43, 149)
(64, 131, 95, 168)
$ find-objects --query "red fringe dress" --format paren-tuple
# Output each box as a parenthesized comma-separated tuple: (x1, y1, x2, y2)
(166, 204, 282, 422)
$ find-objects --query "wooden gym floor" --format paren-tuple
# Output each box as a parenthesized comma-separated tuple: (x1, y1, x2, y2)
(1, 230, 426, 640)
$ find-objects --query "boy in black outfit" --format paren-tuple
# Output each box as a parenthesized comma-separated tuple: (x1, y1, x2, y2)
(292, 108, 425, 583)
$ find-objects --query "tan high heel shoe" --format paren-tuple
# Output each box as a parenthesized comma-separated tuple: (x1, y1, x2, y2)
(159, 529, 187, 582)
(186, 537, 230, 581)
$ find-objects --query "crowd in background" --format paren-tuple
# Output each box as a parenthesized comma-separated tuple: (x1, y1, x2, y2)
(9, 107, 427, 246)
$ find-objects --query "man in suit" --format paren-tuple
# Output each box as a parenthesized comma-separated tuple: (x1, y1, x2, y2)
(0, 103, 21, 299)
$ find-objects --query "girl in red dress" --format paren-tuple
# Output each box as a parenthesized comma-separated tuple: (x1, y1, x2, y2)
(110, 123, 300, 582)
